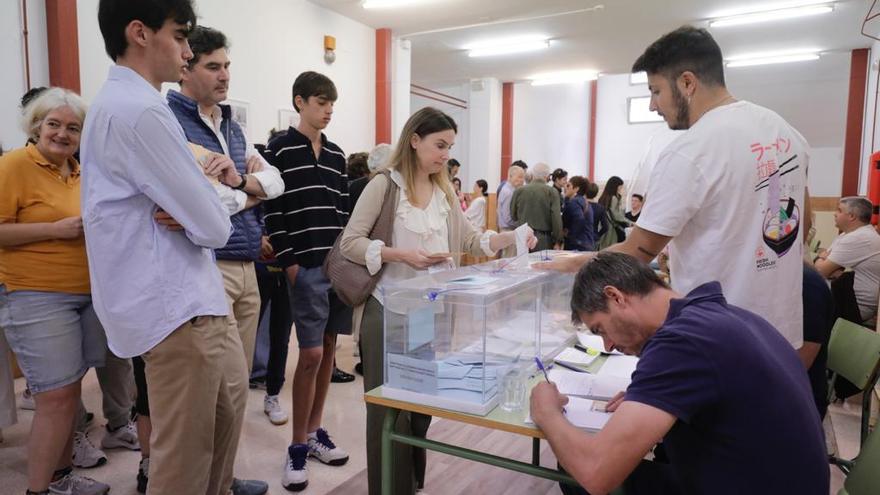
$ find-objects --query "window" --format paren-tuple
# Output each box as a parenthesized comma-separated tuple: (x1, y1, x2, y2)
(627, 96, 663, 124)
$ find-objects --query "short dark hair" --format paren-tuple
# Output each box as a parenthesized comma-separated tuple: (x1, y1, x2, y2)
(476, 179, 488, 197)
(569, 176, 588, 196)
(511, 159, 528, 170)
(632, 26, 725, 88)
(21, 87, 48, 109)
(346, 152, 369, 180)
(571, 252, 668, 322)
(292, 71, 337, 113)
(632, 193, 644, 202)
(551, 168, 568, 181)
(447, 158, 461, 171)
(98, 0, 197, 61)
(586, 182, 600, 200)
(187, 25, 227, 69)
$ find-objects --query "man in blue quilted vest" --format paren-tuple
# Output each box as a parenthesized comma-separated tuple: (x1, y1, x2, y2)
(166, 25, 283, 495)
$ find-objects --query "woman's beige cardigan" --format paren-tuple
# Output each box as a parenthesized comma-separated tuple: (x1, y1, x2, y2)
(339, 172, 491, 330)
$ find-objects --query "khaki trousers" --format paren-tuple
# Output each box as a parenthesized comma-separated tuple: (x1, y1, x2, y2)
(142, 315, 248, 495)
(217, 260, 261, 373)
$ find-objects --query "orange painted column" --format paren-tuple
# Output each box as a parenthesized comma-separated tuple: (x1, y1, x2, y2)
(588, 80, 597, 181)
(45, 0, 81, 93)
(500, 82, 514, 182)
(842, 48, 868, 196)
(375, 28, 392, 145)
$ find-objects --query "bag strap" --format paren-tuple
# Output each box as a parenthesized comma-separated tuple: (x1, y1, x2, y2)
(366, 170, 399, 247)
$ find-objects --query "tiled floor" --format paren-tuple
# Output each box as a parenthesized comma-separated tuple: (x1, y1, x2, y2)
(0, 336, 864, 494)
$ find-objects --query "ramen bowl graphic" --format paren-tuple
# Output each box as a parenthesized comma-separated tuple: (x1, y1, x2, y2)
(762, 197, 799, 256)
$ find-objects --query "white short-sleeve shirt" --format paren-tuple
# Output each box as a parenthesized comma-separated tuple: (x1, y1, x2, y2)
(638, 101, 808, 348)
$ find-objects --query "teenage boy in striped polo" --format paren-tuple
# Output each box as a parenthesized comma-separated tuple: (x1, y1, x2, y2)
(264, 72, 352, 492)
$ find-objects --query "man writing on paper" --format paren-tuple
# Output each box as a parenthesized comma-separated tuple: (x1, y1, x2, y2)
(530, 253, 827, 495)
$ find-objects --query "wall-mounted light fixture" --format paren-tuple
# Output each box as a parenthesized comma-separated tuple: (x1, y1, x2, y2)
(324, 35, 336, 64)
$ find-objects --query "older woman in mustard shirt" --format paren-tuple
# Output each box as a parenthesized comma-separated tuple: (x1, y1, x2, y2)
(0, 88, 109, 495)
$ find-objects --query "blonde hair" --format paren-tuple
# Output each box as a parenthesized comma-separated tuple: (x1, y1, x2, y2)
(388, 107, 458, 207)
(20, 87, 87, 141)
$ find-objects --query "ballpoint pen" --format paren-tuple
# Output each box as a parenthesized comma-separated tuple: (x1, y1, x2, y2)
(534, 356, 566, 413)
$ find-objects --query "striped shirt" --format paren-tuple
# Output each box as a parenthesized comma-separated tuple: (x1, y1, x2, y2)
(264, 127, 349, 268)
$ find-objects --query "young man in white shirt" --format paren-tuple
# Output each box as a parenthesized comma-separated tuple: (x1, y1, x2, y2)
(82, 2, 248, 494)
(541, 26, 808, 348)
(815, 197, 880, 324)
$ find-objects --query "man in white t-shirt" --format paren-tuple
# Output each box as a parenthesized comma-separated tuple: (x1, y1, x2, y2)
(541, 26, 807, 348)
(815, 197, 880, 324)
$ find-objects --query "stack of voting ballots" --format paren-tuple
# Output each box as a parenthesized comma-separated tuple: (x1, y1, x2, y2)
(381, 252, 576, 415)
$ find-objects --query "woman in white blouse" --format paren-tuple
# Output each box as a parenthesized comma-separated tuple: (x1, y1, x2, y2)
(338, 107, 534, 495)
(464, 179, 488, 232)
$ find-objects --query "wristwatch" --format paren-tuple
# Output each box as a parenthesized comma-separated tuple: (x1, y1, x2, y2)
(232, 173, 248, 191)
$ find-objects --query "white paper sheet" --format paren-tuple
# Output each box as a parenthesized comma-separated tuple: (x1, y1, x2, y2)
(553, 347, 600, 367)
(525, 396, 611, 431)
(548, 368, 629, 400)
(596, 355, 639, 379)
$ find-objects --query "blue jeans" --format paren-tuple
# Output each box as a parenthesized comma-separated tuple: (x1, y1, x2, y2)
(0, 284, 107, 393)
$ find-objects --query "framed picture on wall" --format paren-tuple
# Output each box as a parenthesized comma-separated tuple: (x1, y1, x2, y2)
(278, 109, 299, 131)
(226, 99, 250, 139)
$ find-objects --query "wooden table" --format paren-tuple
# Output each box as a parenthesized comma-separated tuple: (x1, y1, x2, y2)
(364, 355, 610, 495)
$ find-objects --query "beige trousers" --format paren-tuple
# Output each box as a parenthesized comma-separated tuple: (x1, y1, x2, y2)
(217, 260, 261, 373)
(142, 315, 248, 495)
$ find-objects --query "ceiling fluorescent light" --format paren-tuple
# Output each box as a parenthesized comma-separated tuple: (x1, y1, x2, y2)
(726, 50, 821, 67)
(709, 3, 833, 28)
(530, 70, 599, 86)
(363, 0, 431, 8)
(466, 36, 550, 57)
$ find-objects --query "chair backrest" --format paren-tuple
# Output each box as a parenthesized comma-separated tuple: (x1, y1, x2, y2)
(827, 318, 880, 390)
(842, 428, 880, 495)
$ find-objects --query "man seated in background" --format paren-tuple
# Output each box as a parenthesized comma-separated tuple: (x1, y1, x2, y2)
(814, 196, 880, 326)
(531, 252, 828, 495)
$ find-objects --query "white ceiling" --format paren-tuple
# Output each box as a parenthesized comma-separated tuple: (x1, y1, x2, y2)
(310, 0, 874, 85)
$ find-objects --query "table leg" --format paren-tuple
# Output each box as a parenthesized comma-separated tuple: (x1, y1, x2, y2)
(532, 437, 540, 465)
(381, 407, 401, 495)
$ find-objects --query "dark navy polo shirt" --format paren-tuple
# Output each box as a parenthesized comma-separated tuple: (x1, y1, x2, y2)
(624, 282, 829, 494)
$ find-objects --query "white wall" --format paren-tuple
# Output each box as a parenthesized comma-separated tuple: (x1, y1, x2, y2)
(862, 42, 880, 195)
(512, 82, 590, 179)
(467, 78, 502, 191)
(594, 73, 665, 183)
(1, 0, 50, 149)
(810, 147, 845, 197)
(74, 0, 375, 153)
(391, 38, 412, 146)
(410, 82, 472, 181)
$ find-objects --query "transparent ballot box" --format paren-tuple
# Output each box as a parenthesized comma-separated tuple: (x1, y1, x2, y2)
(380, 253, 576, 415)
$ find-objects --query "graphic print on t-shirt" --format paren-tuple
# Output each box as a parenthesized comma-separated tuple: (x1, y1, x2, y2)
(752, 138, 800, 268)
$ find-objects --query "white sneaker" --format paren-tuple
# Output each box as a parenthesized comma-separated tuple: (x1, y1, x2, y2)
(72, 431, 107, 468)
(264, 395, 288, 425)
(307, 428, 349, 466)
(20, 389, 35, 410)
(282, 444, 309, 492)
(101, 420, 140, 450)
(49, 473, 110, 495)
